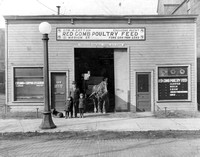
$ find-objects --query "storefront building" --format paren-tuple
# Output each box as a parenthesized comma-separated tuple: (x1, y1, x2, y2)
(4, 15, 197, 112)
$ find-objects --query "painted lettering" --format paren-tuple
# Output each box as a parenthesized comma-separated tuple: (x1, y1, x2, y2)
(110, 32, 114, 36)
(126, 32, 130, 36)
(121, 32, 125, 36)
(57, 28, 145, 40)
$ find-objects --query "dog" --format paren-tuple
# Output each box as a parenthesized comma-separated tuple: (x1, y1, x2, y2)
(51, 109, 64, 118)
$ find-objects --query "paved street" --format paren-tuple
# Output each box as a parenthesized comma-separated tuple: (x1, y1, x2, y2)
(1, 112, 200, 156)
(1, 137, 200, 157)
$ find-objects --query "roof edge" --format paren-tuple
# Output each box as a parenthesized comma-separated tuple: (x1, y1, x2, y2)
(3, 14, 198, 20)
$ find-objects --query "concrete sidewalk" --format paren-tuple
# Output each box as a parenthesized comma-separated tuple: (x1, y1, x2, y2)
(1, 113, 200, 133)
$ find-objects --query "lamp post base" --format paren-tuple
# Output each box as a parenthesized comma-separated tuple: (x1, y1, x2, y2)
(39, 111, 56, 129)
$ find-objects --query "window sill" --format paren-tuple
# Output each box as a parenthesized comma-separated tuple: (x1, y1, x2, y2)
(157, 100, 191, 103)
(12, 101, 44, 103)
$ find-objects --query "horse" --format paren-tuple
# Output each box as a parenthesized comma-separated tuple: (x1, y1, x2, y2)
(89, 80, 109, 113)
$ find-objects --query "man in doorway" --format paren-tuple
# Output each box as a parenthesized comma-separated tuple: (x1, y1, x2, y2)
(69, 81, 80, 118)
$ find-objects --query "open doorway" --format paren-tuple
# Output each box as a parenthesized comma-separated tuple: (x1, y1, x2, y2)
(75, 48, 115, 112)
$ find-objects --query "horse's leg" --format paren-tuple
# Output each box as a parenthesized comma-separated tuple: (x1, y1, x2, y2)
(93, 98, 97, 113)
(97, 97, 102, 113)
(102, 99, 106, 114)
(102, 94, 109, 113)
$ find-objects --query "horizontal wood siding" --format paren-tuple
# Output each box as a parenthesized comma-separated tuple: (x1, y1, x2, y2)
(6, 18, 197, 111)
(129, 23, 196, 111)
(7, 24, 74, 106)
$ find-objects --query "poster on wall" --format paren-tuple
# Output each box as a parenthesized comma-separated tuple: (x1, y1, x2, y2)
(158, 66, 188, 100)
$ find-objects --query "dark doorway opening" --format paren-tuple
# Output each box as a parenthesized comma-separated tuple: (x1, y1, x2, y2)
(75, 48, 115, 112)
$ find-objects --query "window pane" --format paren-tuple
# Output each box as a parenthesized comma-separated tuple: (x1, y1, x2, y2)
(15, 67, 43, 77)
(14, 67, 44, 101)
(158, 66, 188, 100)
(158, 67, 187, 77)
(138, 74, 149, 92)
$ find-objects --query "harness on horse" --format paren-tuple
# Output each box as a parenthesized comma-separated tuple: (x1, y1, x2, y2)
(89, 81, 108, 99)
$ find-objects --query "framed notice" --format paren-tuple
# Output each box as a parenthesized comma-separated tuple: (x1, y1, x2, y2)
(56, 28, 146, 41)
(158, 66, 189, 101)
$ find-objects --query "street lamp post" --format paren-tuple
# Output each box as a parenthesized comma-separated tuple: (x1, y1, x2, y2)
(39, 22, 56, 129)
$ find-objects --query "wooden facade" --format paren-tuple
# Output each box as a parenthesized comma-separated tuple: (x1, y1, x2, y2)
(4, 15, 197, 112)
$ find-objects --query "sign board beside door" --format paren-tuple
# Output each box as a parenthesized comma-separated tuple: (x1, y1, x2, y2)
(158, 66, 188, 100)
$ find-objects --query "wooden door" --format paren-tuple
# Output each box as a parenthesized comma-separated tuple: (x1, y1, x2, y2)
(114, 49, 129, 111)
(51, 73, 66, 111)
(136, 73, 151, 112)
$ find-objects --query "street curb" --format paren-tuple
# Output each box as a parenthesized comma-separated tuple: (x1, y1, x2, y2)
(1, 130, 200, 140)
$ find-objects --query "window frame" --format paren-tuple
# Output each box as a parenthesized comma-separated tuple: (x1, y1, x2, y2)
(12, 66, 44, 103)
(156, 64, 191, 102)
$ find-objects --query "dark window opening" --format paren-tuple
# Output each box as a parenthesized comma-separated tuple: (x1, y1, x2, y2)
(138, 74, 149, 92)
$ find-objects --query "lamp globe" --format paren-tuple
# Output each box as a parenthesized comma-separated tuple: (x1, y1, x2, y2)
(39, 22, 52, 34)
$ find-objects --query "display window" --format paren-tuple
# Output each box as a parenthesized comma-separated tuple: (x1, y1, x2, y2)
(14, 67, 44, 102)
(158, 66, 189, 101)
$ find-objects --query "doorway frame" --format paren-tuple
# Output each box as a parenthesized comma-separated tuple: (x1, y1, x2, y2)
(74, 46, 130, 112)
(134, 70, 154, 112)
(49, 71, 69, 108)
(114, 48, 130, 112)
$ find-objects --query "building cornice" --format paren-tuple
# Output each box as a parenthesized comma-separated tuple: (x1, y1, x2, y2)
(3, 14, 198, 21)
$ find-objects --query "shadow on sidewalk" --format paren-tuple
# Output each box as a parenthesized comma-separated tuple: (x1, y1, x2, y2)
(83, 112, 155, 119)
(84, 113, 110, 118)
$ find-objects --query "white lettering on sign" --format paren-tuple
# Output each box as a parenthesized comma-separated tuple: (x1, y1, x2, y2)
(158, 78, 188, 83)
(170, 91, 188, 93)
(57, 28, 145, 40)
(15, 81, 44, 85)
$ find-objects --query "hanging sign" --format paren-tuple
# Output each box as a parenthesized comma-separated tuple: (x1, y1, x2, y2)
(56, 28, 145, 40)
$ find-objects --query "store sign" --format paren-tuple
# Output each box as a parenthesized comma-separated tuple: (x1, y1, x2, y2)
(158, 78, 188, 100)
(15, 81, 44, 87)
(56, 28, 145, 40)
(158, 66, 188, 100)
